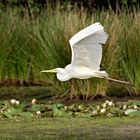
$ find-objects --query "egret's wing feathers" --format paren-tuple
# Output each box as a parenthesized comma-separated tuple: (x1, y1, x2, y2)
(69, 22, 108, 70)
(69, 22, 108, 46)
(71, 44, 102, 70)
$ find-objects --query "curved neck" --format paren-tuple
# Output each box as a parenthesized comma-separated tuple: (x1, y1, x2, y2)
(56, 68, 71, 81)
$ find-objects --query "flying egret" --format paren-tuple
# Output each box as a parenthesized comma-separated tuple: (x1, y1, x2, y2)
(41, 22, 131, 85)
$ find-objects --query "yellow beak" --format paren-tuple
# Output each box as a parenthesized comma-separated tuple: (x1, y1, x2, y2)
(40, 69, 57, 73)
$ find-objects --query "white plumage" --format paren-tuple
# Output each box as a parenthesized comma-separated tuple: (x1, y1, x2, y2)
(69, 22, 108, 71)
(41, 22, 108, 81)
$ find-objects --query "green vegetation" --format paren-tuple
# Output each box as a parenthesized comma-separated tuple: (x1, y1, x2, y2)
(0, 98, 140, 119)
(0, 4, 140, 98)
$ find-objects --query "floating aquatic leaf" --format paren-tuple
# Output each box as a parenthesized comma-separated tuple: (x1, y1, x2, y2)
(125, 109, 138, 115)
(132, 101, 140, 106)
(56, 103, 64, 108)
(109, 107, 124, 116)
(7, 106, 23, 115)
(52, 107, 63, 117)
(19, 112, 32, 118)
(63, 111, 73, 117)
(1, 111, 12, 119)
(127, 111, 140, 116)
(31, 104, 42, 112)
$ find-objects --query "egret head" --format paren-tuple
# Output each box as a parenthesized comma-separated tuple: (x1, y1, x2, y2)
(41, 68, 71, 81)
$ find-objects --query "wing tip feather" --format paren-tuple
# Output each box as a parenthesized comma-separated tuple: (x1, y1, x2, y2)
(69, 22, 108, 46)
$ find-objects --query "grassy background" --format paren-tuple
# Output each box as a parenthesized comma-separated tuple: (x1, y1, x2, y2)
(0, 5, 140, 98)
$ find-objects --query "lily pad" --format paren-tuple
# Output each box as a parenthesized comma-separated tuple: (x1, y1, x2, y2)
(132, 101, 140, 106)
(125, 109, 139, 116)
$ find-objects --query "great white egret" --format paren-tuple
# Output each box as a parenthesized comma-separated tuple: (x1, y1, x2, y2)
(41, 22, 130, 85)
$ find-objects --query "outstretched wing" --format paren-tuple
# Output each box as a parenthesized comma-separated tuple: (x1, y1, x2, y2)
(69, 22, 108, 70)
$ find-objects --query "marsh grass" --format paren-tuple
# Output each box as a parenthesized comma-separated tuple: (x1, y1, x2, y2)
(0, 6, 140, 97)
(120, 14, 140, 95)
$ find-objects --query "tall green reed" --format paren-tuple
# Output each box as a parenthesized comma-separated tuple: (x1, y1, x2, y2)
(119, 13, 140, 95)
